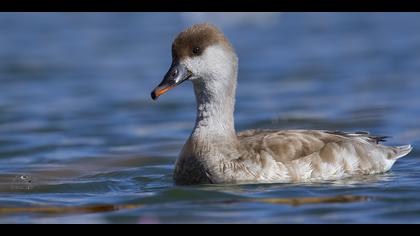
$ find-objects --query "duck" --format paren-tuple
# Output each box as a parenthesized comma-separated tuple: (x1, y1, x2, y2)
(151, 23, 412, 185)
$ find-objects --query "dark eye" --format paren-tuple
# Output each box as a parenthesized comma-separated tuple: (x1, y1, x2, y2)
(192, 47, 200, 55)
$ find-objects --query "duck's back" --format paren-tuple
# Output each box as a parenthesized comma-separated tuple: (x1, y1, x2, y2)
(236, 129, 412, 182)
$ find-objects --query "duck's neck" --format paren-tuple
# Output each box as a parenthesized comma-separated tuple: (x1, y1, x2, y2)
(190, 70, 238, 143)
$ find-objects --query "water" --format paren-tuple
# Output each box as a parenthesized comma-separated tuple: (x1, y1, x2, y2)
(0, 13, 419, 224)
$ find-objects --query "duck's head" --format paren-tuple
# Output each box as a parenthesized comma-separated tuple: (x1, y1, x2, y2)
(151, 23, 237, 100)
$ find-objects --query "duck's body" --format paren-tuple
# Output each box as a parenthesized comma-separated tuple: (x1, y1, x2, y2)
(175, 129, 411, 184)
(151, 23, 412, 185)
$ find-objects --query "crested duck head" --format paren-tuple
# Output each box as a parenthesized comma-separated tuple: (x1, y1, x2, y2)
(151, 23, 238, 102)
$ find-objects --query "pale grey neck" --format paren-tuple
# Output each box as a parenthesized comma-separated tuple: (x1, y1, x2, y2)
(190, 69, 238, 141)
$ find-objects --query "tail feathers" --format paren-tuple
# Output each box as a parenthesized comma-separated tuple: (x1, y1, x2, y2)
(391, 145, 413, 159)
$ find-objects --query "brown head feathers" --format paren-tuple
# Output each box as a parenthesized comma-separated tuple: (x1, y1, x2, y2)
(171, 23, 234, 61)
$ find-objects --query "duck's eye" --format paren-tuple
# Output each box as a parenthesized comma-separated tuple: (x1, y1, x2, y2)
(192, 47, 200, 55)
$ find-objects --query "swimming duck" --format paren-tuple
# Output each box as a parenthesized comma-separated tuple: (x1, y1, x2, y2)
(151, 23, 412, 185)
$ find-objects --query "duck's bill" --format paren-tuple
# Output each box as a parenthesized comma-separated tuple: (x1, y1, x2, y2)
(151, 63, 192, 100)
